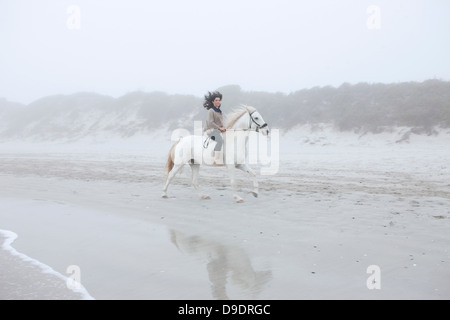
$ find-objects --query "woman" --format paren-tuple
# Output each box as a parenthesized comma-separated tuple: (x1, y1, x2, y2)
(203, 91, 226, 166)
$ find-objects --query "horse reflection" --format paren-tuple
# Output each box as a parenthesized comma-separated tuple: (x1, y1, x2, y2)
(170, 230, 272, 300)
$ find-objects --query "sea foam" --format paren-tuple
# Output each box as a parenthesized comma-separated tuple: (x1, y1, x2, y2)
(0, 229, 94, 300)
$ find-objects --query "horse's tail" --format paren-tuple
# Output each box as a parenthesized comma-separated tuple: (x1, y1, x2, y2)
(166, 141, 179, 174)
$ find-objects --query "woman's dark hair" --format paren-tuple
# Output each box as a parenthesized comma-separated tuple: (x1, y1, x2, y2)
(203, 91, 222, 110)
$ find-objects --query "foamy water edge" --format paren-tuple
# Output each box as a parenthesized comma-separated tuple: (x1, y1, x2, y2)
(0, 229, 95, 300)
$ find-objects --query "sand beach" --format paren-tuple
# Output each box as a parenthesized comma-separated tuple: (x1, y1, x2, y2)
(1, 131, 449, 300)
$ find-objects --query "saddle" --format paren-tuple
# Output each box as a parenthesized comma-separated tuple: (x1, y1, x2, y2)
(203, 135, 215, 149)
(203, 133, 220, 149)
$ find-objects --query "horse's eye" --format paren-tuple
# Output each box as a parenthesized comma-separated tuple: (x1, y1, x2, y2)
(255, 117, 259, 120)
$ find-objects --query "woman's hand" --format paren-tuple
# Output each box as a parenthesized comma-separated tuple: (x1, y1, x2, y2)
(219, 126, 226, 132)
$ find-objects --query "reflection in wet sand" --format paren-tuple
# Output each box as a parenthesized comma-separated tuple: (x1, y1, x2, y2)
(170, 230, 272, 300)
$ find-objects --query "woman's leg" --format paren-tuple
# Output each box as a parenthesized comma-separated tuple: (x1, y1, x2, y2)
(212, 129, 224, 165)
(213, 129, 223, 151)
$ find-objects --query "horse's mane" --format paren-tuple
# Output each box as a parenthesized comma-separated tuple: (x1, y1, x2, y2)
(226, 105, 256, 129)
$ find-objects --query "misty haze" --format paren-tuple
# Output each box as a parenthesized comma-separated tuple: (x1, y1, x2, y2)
(1, 1, 449, 301)
(0, 81, 449, 145)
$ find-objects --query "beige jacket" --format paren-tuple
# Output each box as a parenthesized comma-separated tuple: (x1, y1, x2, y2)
(204, 108, 224, 133)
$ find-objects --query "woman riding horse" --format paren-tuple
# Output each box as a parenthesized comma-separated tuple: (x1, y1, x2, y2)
(203, 91, 226, 166)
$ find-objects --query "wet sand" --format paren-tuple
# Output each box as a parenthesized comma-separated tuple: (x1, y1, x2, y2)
(0, 145, 449, 300)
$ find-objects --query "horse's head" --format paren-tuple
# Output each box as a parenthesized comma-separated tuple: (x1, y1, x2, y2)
(226, 106, 270, 135)
(248, 109, 269, 136)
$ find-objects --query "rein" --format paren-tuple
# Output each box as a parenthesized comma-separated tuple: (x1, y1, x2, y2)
(227, 110, 268, 132)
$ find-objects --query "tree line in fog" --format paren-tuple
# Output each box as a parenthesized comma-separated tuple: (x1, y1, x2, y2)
(0, 79, 449, 139)
(219, 79, 450, 132)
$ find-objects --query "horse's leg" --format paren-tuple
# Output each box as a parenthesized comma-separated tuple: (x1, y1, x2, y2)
(190, 164, 210, 200)
(162, 164, 184, 198)
(235, 164, 259, 198)
(227, 164, 243, 203)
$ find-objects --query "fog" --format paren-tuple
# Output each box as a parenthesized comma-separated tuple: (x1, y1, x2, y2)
(1, 0, 450, 104)
(2, 1, 450, 302)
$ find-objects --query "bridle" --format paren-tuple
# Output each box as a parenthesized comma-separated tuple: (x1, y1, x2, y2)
(248, 111, 268, 133)
(225, 110, 268, 133)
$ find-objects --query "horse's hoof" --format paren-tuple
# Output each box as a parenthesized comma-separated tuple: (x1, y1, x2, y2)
(236, 199, 244, 203)
(162, 194, 168, 199)
(202, 195, 211, 200)
(252, 192, 258, 198)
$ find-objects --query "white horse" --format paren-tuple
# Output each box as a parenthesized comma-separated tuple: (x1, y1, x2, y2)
(162, 106, 269, 203)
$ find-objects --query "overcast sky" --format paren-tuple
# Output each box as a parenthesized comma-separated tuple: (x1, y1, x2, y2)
(1, 0, 449, 104)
